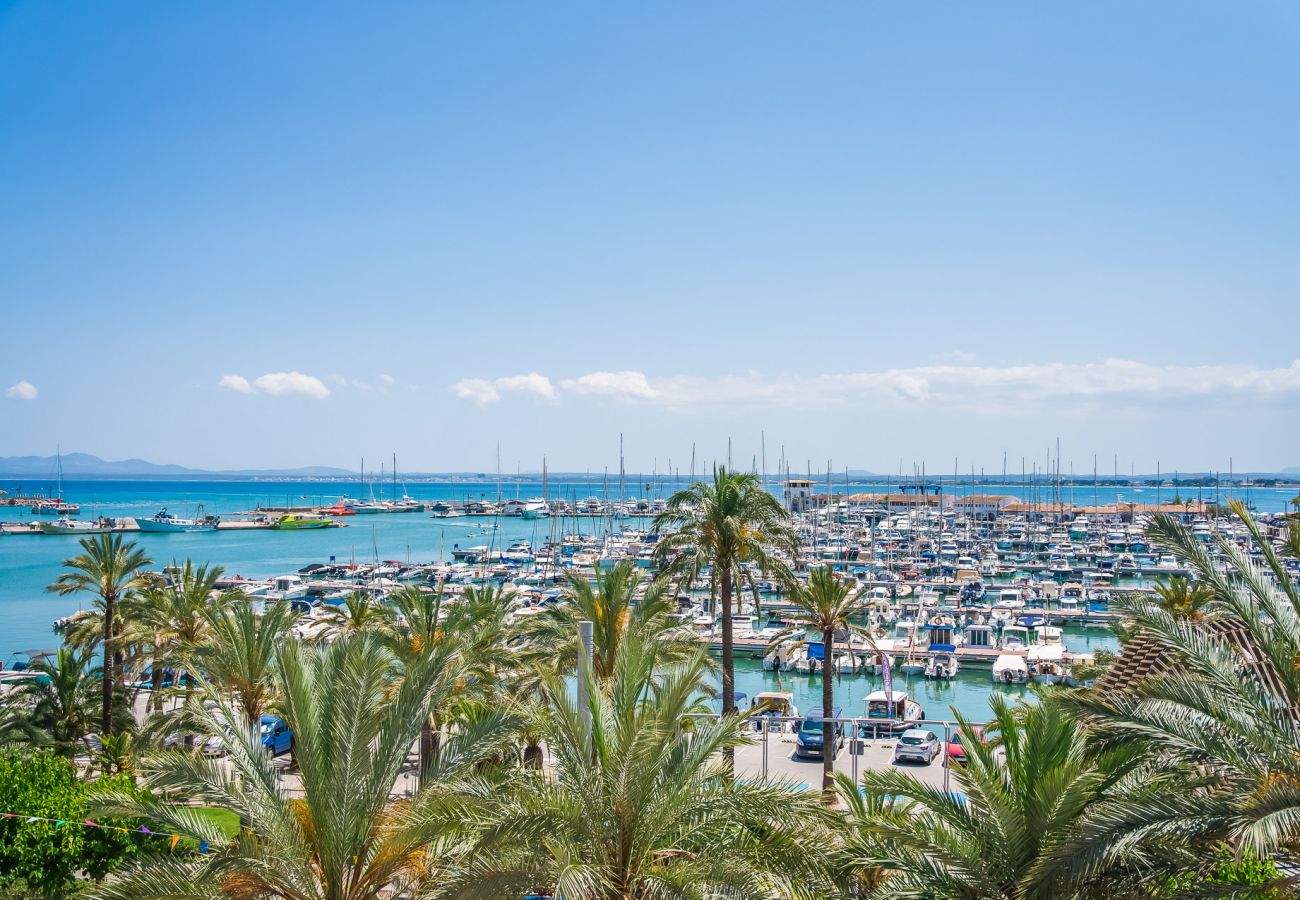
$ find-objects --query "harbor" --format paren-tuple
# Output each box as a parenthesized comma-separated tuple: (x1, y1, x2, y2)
(6, 475, 1294, 721)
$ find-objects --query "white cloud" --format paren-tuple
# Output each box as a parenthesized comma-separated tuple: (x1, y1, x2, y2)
(559, 371, 659, 400)
(5, 380, 37, 401)
(253, 371, 330, 399)
(452, 372, 556, 406)
(649, 359, 1300, 410)
(452, 378, 500, 405)
(495, 373, 557, 399)
(218, 371, 330, 399)
(217, 375, 253, 394)
(450, 359, 1300, 412)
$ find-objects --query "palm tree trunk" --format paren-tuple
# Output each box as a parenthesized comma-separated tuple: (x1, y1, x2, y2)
(151, 661, 164, 713)
(101, 593, 115, 735)
(822, 625, 835, 797)
(419, 717, 434, 786)
(720, 562, 735, 771)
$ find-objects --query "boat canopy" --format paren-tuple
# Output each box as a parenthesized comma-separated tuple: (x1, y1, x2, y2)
(930, 643, 957, 653)
(806, 641, 825, 661)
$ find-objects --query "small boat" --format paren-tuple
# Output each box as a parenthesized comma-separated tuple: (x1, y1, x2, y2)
(925, 645, 959, 679)
(31, 499, 81, 516)
(993, 654, 1029, 684)
(863, 690, 924, 732)
(38, 517, 113, 535)
(135, 507, 219, 533)
(749, 691, 800, 733)
(1028, 643, 1069, 685)
(274, 513, 333, 530)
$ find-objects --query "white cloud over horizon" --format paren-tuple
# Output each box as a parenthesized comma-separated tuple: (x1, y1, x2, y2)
(5, 380, 38, 401)
(560, 370, 659, 400)
(452, 372, 557, 406)
(218, 371, 330, 399)
(451, 359, 1300, 411)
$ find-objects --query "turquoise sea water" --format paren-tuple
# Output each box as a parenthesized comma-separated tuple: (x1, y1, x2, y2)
(3, 478, 1288, 722)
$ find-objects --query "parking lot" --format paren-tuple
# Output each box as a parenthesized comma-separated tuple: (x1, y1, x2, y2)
(733, 725, 957, 792)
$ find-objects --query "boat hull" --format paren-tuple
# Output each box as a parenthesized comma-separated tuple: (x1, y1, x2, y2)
(135, 519, 217, 533)
(38, 522, 110, 535)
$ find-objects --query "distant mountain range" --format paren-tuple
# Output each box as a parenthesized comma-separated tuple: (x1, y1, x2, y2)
(0, 453, 356, 479)
(0, 453, 1295, 482)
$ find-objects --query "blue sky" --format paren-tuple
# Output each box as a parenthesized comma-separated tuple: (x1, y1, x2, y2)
(2, 2, 1298, 474)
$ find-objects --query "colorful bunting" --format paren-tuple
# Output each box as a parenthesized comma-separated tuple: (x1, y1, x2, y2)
(2, 810, 194, 855)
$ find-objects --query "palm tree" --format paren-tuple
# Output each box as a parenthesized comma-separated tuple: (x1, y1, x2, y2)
(89, 633, 520, 899)
(443, 582, 519, 692)
(653, 466, 798, 731)
(383, 584, 450, 784)
(429, 628, 833, 898)
(15, 646, 104, 755)
(191, 596, 294, 729)
(1062, 501, 1300, 877)
(514, 560, 697, 684)
(768, 565, 872, 795)
(121, 561, 226, 712)
(47, 534, 151, 734)
(1149, 574, 1215, 621)
(845, 695, 1150, 898)
(319, 589, 392, 638)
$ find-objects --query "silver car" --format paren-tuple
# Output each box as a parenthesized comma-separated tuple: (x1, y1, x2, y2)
(893, 728, 941, 764)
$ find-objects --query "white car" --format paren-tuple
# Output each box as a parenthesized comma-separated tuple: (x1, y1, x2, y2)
(200, 731, 231, 757)
(893, 728, 941, 764)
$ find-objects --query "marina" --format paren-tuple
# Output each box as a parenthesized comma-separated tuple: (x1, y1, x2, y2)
(6, 476, 1295, 721)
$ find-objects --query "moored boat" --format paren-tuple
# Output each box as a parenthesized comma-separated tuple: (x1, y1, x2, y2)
(274, 513, 333, 530)
(135, 507, 219, 533)
(38, 517, 114, 535)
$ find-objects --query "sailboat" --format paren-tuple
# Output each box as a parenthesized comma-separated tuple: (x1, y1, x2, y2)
(389, 453, 424, 512)
(31, 448, 80, 516)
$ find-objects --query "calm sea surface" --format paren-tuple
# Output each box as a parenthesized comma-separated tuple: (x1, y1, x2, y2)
(3, 478, 1289, 721)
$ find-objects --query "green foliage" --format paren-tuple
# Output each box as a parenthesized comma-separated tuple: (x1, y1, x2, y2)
(0, 752, 151, 897)
(1164, 847, 1282, 897)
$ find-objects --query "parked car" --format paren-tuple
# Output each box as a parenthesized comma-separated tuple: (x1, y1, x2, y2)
(260, 715, 293, 756)
(201, 730, 232, 757)
(945, 727, 983, 767)
(794, 706, 843, 759)
(893, 728, 941, 764)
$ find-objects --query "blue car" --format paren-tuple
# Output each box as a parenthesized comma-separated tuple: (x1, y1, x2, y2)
(795, 706, 843, 759)
(260, 715, 293, 756)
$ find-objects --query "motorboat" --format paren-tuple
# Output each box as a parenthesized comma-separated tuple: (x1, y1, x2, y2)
(993, 654, 1029, 684)
(749, 691, 799, 733)
(135, 507, 219, 533)
(38, 517, 113, 535)
(863, 690, 924, 732)
(1000, 624, 1031, 651)
(925, 646, 959, 679)
(762, 640, 802, 671)
(1028, 642, 1069, 685)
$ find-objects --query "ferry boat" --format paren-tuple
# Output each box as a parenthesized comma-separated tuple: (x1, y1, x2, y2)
(135, 507, 219, 533)
(274, 513, 333, 530)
